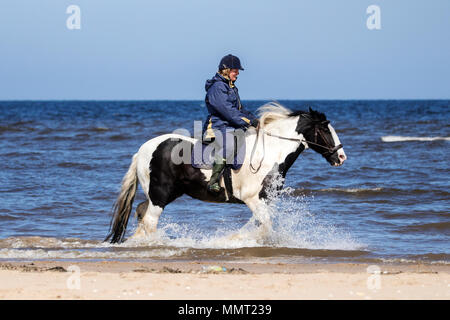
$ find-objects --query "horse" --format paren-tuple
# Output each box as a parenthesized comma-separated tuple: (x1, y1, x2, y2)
(105, 102, 347, 243)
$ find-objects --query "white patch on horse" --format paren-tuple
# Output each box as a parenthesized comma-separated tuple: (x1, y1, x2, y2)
(136, 134, 195, 195)
(328, 123, 346, 164)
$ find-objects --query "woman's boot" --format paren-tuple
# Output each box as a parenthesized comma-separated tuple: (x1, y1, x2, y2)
(207, 158, 225, 193)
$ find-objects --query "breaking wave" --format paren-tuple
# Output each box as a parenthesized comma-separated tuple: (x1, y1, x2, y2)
(381, 136, 450, 142)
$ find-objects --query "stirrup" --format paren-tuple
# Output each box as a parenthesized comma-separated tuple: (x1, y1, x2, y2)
(207, 183, 221, 193)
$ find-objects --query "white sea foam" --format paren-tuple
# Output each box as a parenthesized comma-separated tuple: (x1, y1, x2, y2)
(0, 248, 185, 260)
(381, 135, 450, 142)
(319, 187, 383, 193)
(380, 257, 450, 265)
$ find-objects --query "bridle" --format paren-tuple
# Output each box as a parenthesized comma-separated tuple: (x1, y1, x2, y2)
(309, 120, 344, 157)
(249, 118, 343, 173)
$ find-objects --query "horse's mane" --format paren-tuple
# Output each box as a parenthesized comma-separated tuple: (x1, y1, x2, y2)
(257, 101, 325, 129)
(257, 102, 293, 128)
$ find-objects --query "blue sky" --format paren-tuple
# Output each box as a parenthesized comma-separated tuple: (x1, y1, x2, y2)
(0, 0, 449, 99)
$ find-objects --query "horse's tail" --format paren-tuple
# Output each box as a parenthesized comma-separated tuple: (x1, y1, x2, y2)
(105, 153, 139, 243)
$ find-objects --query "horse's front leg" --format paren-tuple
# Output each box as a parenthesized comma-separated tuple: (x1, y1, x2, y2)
(243, 196, 273, 238)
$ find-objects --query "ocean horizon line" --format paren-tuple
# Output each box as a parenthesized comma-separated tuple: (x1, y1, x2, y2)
(0, 98, 449, 102)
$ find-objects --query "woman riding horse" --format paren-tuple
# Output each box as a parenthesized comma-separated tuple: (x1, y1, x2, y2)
(105, 55, 347, 243)
(203, 54, 259, 193)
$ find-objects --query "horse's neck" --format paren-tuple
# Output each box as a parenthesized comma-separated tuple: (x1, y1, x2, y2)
(246, 116, 304, 174)
(263, 116, 299, 138)
(267, 116, 303, 160)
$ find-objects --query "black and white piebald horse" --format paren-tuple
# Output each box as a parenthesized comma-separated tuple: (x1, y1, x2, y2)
(105, 102, 347, 243)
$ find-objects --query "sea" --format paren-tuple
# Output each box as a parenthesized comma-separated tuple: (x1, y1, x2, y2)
(0, 100, 448, 264)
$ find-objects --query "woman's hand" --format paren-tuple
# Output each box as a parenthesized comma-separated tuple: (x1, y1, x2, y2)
(251, 118, 260, 128)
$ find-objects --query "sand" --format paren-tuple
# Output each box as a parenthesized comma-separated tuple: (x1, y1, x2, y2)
(0, 260, 448, 300)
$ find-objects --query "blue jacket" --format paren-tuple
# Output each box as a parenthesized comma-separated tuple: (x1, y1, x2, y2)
(202, 73, 256, 138)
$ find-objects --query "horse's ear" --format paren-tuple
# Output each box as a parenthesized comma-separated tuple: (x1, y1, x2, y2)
(307, 107, 325, 121)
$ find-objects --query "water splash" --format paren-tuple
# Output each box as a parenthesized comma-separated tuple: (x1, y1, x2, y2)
(127, 172, 363, 252)
(256, 173, 362, 250)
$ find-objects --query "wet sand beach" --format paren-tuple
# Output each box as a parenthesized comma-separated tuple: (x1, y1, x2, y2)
(0, 260, 448, 300)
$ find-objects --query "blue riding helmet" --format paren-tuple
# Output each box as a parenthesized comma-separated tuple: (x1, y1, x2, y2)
(218, 54, 244, 71)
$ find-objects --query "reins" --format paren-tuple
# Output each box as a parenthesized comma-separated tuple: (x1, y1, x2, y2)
(249, 124, 343, 174)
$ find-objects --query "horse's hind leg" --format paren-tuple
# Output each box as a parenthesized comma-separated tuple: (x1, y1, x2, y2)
(131, 200, 163, 239)
(131, 138, 185, 240)
(135, 201, 148, 222)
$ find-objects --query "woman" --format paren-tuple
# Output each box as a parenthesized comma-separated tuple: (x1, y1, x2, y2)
(202, 54, 259, 193)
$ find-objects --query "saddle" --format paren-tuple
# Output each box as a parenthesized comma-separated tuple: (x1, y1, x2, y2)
(191, 140, 215, 170)
(190, 140, 243, 203)
(190, 137, 246, 171)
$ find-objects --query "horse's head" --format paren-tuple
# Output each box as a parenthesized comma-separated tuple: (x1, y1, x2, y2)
(292, 107, 347, 166)
(258, 102, 347, 167)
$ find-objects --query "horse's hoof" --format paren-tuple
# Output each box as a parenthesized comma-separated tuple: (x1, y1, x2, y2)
(129, 233, 144, 241)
